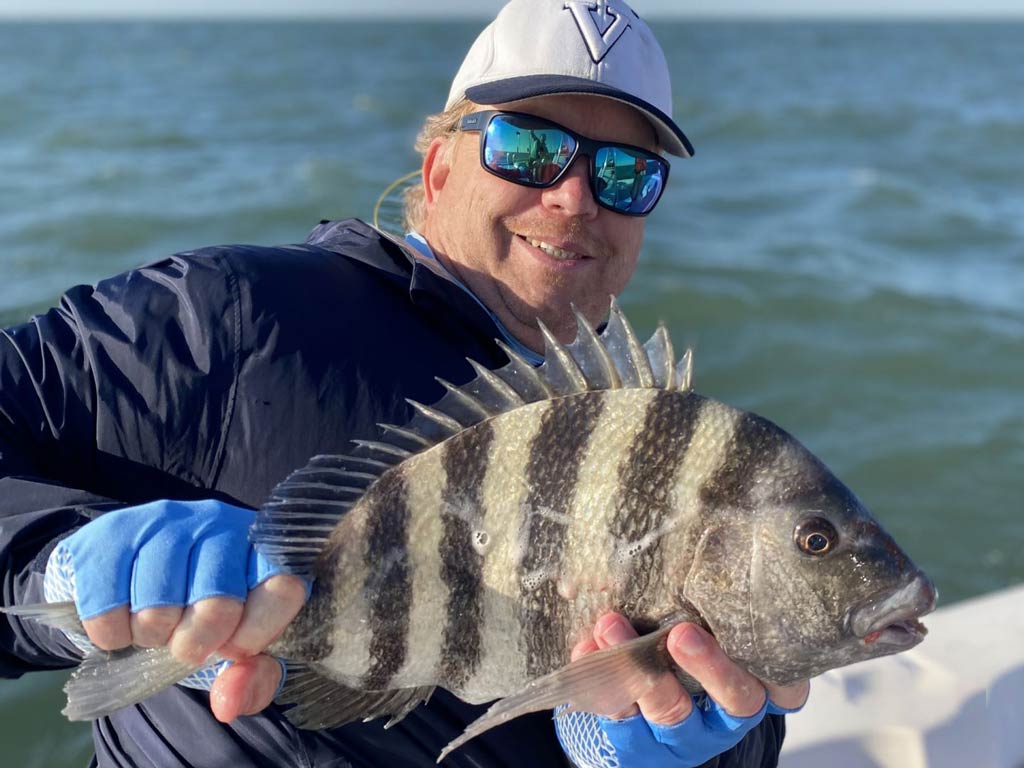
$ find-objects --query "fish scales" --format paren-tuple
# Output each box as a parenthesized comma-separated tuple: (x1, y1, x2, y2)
(7, 300, 936, 762)
(560, 387, 658, 638)
(609, 390, 703, 622)
(437, 420, 494, 689)
(272, 474, 384, 671)
(643, 398, 744, 606)
(701, 411, 789, 510)
(518, 392, 606, 679)
(468, 399, 551, 701)
(391, 438, 447, 685)
(361, 468, 414, 691)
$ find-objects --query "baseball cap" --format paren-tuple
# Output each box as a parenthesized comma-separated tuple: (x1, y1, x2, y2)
(446, 0, 693, 158)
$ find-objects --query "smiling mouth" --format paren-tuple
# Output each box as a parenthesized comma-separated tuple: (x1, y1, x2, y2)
(518, 234, 588, 262)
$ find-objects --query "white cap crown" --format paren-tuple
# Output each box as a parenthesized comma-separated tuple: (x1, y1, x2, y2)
(447, 0, 693, 157)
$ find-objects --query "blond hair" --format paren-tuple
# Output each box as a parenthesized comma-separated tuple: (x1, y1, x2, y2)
(402, 99, 478, 233)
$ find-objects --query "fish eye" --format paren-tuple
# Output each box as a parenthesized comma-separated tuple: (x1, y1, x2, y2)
(794, 517, 838, 556)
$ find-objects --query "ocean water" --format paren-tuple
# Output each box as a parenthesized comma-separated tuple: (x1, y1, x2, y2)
(0, 19, 1021, 766)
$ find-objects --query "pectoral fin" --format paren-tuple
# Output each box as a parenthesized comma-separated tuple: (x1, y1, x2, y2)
(437, 625, 674, 763)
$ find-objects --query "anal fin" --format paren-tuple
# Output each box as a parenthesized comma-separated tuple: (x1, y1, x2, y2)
(438, 626, 673, 763)
(278, 663, 434, 730)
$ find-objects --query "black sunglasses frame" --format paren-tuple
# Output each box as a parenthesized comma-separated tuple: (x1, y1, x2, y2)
(458, 110, 670, 217)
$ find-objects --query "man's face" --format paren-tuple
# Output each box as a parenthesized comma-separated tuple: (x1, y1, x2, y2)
(421, 95, 657, 351)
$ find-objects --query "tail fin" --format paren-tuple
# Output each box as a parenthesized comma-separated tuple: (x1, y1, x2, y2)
(63, 645, 203, 720)
(2, 599, 85, 635)
(2, 601, 204, 720)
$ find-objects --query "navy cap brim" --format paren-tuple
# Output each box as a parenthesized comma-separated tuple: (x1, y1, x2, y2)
(465, 74, 694, 158)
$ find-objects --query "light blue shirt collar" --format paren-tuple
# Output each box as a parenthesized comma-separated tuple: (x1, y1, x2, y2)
(404, 231, 544, 366)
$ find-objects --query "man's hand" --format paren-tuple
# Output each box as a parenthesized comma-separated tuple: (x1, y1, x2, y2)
(82, 576, 307, 722)
(567, 612, 809, 766)
(206, 574, 307, 722)
(57, 499, 308, 722)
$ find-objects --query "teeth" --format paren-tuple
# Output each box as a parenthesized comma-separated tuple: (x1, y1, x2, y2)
(526, 237, 579, 261)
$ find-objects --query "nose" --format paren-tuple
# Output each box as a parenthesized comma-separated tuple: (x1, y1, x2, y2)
(540, 157, 599, 219)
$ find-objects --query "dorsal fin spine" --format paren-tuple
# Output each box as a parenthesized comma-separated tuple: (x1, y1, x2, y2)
(436, 376, 493, 420)
(613, 301, 655, 387)
(351, 439, 412, 460)
(644, 324, 675, 390)
(537, 320, 589, 395)
(493, 340, 553, 401)
(467, 359, 527, 408)
(570, 306, 621, 390)
(405, 398, 464, 434)
(376, 423, 432, 449)
(316, 454, 393, 471)
(677, 347, 694, 392)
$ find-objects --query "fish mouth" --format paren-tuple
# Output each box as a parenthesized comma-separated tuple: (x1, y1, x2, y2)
(850, 572, 937, 650)
(859, 617, 929, 648)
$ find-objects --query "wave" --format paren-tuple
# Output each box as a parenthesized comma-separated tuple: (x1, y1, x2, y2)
(41, 126, 201, 151)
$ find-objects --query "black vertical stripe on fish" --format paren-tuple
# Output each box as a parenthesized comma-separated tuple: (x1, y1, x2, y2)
(361, 468, 412, 691)
(610, 391, 702, 618)
(437, 421, 494, 689)
(275, 565, 338, 662)
(520, 392, 606, 677)
(700, 411, 787, 509)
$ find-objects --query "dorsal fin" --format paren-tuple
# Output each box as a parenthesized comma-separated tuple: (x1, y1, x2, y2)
(537, 320, 589, 395)
(676, 347, 694, 393)
(566, 305, 620, 390)
(601, 299, 655, 388)
(252, 298, 696, 575)
(492, 341, 552, 402)
(644, 324, 675, 390)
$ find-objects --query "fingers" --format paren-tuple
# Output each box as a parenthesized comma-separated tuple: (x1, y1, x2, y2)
(581, 614, 781, 727)
(219, 575, 307, 661)
(590, 615, 640, 719)
(130, 605, 184, 648)
(667, 623, 766, 718)
(595, 614, 692, 725)
(570, 636, 598, 662)
(765, 679, 810, 711)
(210, 654, 283, 723)
(82, 605, 132, 651)
(168, 596, 245, 666)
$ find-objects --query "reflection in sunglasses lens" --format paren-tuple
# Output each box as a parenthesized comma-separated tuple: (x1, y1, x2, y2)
(486, 116, 573, 185)
(594, 147, 665, 215)
(481, 113, 666, 215)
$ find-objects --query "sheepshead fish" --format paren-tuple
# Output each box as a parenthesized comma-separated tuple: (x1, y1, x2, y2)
(4, 300, 936, 762)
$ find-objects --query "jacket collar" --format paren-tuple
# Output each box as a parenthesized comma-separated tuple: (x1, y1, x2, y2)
(305, 218, 500, 339)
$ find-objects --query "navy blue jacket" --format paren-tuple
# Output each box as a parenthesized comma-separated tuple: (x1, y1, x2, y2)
(0, 219, 785, 767)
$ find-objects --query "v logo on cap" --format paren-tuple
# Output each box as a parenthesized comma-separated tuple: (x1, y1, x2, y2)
(563, 0, 632, 64)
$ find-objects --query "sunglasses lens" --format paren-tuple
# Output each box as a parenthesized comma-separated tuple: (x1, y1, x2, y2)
(473, 112, 668, 216)
(482, 114, 575, 186)
(593, 146, 668, 215)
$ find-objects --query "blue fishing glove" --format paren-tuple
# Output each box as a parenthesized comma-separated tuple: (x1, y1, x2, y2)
(54, 499, 289, 620)
(555, 696, 803, 768)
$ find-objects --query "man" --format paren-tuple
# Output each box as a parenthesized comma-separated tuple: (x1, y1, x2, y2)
(0, 1, 806, 766)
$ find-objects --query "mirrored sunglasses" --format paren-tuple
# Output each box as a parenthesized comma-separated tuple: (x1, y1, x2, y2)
(458, 110, 670, 217)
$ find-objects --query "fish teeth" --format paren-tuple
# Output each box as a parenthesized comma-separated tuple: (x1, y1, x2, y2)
(526, 237, 579, 261)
